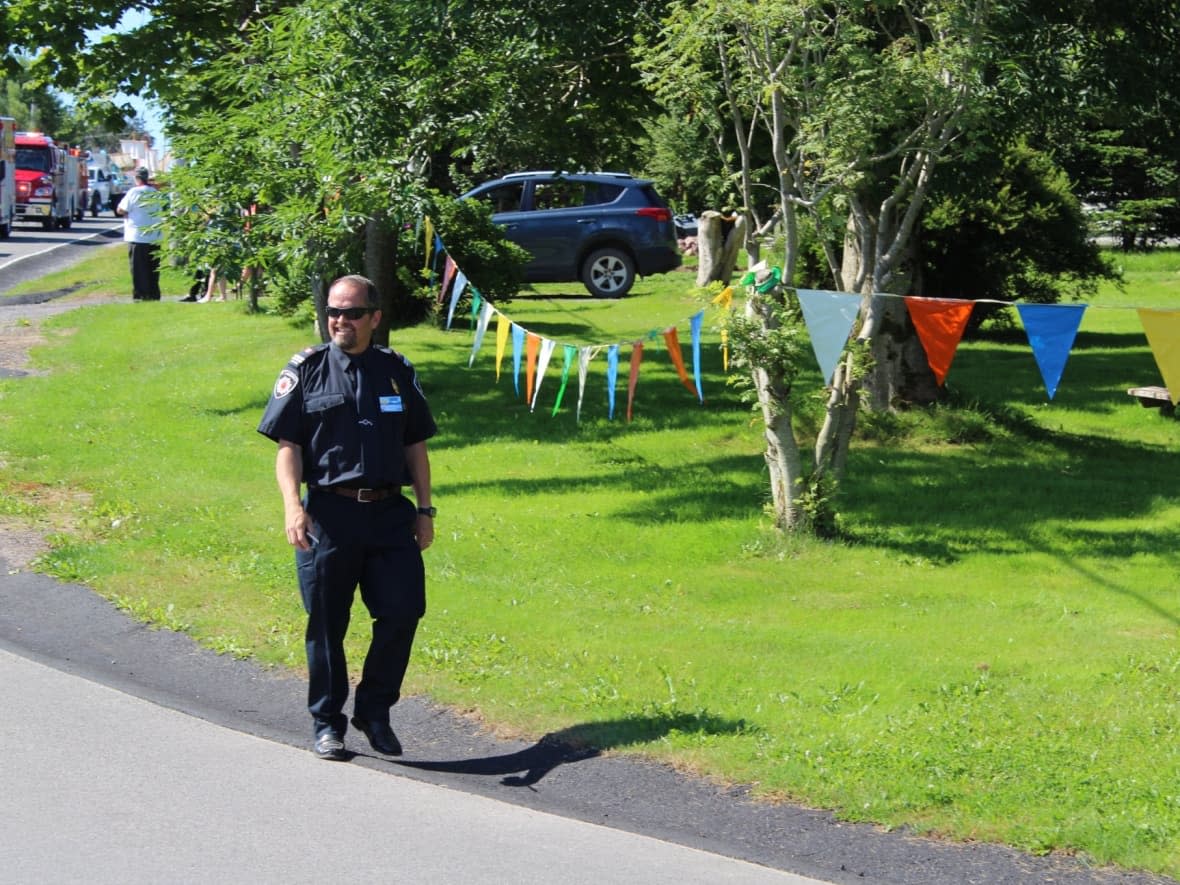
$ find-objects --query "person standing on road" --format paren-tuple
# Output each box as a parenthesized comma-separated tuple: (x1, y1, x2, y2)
(257, 274, 438, 761)
(115, 168, 164, 301)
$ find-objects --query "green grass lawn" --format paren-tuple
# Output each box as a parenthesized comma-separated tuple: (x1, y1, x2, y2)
(2, 245, 1179, 875)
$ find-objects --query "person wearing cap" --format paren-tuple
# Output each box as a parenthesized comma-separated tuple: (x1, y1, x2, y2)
(116, 168, 165, 301)
(257, 274, 438, 761)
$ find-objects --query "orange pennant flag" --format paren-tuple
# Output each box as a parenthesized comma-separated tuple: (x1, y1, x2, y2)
(525, 332, 540, 404)
(663, 327, 697, 396)
(904, 297, 975, 385)
(1137, 308, 1180, 405)
(627, 341, 644, 422)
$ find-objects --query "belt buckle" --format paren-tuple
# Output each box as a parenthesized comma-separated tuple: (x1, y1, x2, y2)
(356, 487, 378, 502)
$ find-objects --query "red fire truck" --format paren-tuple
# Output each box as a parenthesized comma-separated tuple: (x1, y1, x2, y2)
(15, 131, 72, 230)
(68, 148, 88, 222)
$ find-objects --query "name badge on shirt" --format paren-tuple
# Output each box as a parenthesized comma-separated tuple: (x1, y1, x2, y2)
(379, 395, 404, 413)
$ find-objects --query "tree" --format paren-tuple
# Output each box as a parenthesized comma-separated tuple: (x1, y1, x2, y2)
(644, 0, 1020, 532)
(2, 2, 291, 120)
(165, 0, 664, 334)
(1015, 1, 1180, 249)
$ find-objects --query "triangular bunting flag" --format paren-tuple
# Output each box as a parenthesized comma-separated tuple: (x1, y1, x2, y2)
(1015, 303, 1087, 400)
(470, 289, 482, 330)
(494, 312, 509, 381)
(531, 338, 558, 412)
(511, 324, 525, 397)
(690, 311, 705, 402)
(606, 345, 619, 420)
(525, 332, 540, 404)
(577, 346, 596, 423)
(445, 269, 468, 330)
(423, 216, 434, 271)
(627, 341, 644, 422)
(904, 297, 975, 385)
(796, 289, 862, 385)
(553, 344, 577, 417)
(438, 255, 456, 305)
(663, 327, 698, 397)
(470, 301, 494, 368)
(1137, 308, 1180, 405)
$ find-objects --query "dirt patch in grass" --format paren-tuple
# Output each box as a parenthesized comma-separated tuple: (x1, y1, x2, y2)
(0, 291, 117, 377)
(0, 294, 112, 568)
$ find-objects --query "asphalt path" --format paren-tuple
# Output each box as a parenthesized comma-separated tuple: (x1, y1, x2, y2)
(0, 215, 124, 295)
(0, 234, 1175, 884)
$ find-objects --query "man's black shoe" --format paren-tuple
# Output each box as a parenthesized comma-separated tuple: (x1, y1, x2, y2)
(314, 730, 347, 761)
(351, 716, 402, 756)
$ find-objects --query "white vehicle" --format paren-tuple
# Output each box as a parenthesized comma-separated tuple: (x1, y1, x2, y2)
(86, 150, 126, 214)
(0, 117, 15, 238)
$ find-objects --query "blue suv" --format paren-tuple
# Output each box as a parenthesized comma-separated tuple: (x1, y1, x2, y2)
(461, 171, 681, 297)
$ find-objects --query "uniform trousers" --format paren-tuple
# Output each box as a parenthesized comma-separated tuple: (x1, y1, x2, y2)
(128, 242, 161, 300)
(295, 491, 426, 738)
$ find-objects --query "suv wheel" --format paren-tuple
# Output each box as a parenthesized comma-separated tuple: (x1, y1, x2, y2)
(582, 247, 636, 298)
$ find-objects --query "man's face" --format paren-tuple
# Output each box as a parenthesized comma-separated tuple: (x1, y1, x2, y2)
(327, 281, 380, 354)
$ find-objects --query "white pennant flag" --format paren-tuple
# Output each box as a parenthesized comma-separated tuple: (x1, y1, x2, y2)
(469, 301, 495, 367)
(795, 288, 862, 384)
(576, 345, 600, 423)
(445, 269, 468, 330)
(529, 338, 558, 412)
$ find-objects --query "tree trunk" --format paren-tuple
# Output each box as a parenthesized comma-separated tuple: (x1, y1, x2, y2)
(755, 366, 805, 530)
(696, 210, 745, 287)
(364, 214, 397, 344)
(840, 210, 939, 410)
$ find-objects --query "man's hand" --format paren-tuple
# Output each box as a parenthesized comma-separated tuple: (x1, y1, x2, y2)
(286, 504, 315, 551)
(415, 514, 434, 551)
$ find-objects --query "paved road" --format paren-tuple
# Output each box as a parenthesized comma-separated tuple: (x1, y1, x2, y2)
(0, 648, 822, 885)
(0, 216, 123, 295)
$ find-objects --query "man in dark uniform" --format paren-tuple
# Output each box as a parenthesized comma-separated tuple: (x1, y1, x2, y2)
(257, 274, 437, 760)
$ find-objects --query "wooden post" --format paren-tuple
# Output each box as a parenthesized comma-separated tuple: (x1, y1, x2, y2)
(696, 209, 745, 288)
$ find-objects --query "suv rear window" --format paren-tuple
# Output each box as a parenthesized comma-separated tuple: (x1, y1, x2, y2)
(584, 184, 624, 206)
(639, 185, 668, 208)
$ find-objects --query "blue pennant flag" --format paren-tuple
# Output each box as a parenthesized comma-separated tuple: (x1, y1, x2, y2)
(1016, 303, 1087, 400)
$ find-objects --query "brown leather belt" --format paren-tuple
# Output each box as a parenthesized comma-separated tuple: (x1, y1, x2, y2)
(311, 485, 398, 502)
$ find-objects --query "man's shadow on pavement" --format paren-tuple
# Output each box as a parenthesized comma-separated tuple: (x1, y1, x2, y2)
(395, 709, 748, 788)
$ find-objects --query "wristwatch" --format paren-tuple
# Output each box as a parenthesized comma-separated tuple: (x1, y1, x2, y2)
(417, 506, 437, 517)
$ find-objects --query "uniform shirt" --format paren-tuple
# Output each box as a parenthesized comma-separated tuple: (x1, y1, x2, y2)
(257, 342, 437, 489)
(116, 184, 165, 244)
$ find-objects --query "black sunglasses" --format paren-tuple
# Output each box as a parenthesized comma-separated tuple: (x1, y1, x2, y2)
(326, 306, 374, 320)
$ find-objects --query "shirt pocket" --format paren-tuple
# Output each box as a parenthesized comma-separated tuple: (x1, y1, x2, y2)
(303, 392, 348, 415)
(302, 392, 349, 440)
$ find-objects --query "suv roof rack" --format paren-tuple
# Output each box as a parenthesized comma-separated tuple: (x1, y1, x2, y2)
(499, 170, 636, 180)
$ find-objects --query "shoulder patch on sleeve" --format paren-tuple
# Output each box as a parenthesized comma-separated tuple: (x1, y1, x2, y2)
(274, 368, 299, 399)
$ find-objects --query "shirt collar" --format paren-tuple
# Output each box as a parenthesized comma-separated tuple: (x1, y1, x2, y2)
(328, 342, 370, 371)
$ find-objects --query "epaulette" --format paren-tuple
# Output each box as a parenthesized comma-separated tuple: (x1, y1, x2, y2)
(374, 344, 414, 369)
(287, 344, 327, 368)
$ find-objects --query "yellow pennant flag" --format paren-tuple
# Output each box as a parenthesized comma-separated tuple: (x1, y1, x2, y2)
(712, 286, 734, 309)
(423, 216, 434, 271)
(495, 312, 510, 381)
(1137, 308, 1180, 405)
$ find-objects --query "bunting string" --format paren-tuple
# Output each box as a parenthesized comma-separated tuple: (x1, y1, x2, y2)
(428, 223, 1180, 415)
